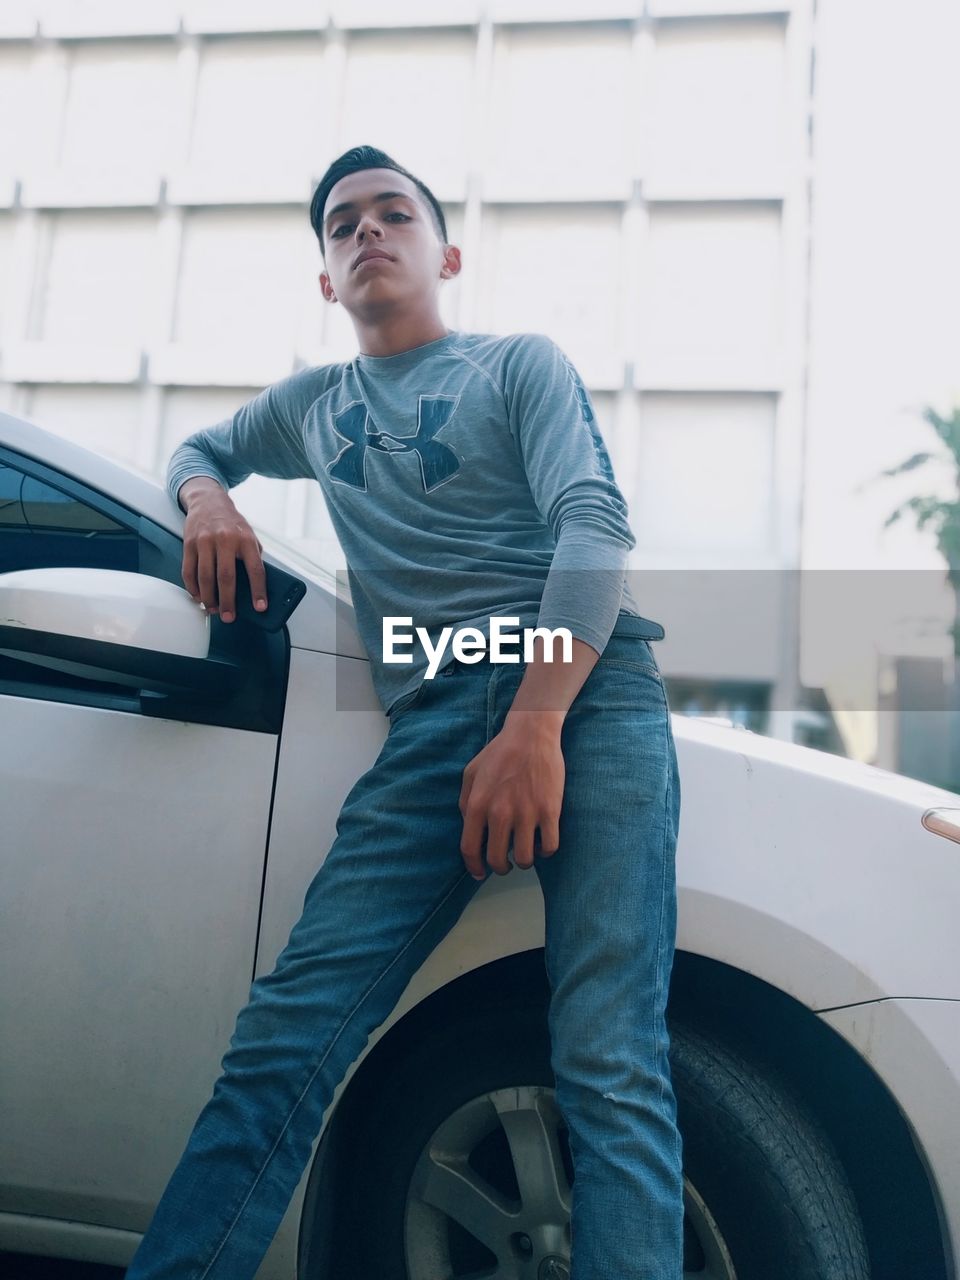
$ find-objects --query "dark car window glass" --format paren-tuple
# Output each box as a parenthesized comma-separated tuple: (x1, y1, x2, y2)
(0, 460, 140, 692)
(0, 462, 138, 573)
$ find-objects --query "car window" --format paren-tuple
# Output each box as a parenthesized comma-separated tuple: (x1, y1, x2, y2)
(0, 460, 138, 573)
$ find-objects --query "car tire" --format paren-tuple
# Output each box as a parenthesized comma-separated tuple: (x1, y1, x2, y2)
(670, 1018, 871, 1279)
(341, 1003, 870, 1280)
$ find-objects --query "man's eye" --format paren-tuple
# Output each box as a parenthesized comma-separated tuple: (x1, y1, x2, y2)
(332, 212, 410, 237)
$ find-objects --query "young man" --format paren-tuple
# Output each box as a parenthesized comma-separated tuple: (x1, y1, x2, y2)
(126, 145, 684, 1280)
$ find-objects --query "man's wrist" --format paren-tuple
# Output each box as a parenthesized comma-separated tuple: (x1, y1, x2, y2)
(502, 634, 601, 734)
(503, 705, 566, 738)
(178, 476, 228, 513)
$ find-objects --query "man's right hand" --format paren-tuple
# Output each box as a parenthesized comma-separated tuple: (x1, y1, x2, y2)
(178, 477, 268, 623)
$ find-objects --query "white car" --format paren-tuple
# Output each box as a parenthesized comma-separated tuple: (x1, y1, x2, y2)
(2, 409, 959, 1280)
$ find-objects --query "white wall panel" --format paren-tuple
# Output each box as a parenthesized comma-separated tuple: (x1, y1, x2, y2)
(0, 2, 39, 38)
(331, 0, 478, 27)
(477, 206, 622, 363)
(39, 212, 159, 345)
(25, 385, 143, 465)
(634, 393, 775, 553)
(338, 32, 474, 197)
(183, 0, 327, 34)
(641, 204, 782, 383)
(189, 36, 329, 181)
(486, 26, 633, 197)
(173, 209, 316, 351)
(650, 0, 791, 13)
(0, 214, 14, 335)
(489, 0, 636, 17)
(648, 19, 787, 189)
(0, 45, 60, 178)
(58, 42, 181, 177)
(37, 0, 180, 38)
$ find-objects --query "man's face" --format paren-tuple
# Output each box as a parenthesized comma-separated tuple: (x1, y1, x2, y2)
(318, 168, 460, 316)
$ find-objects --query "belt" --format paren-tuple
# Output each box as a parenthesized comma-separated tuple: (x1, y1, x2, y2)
(609, 609, 665, 641)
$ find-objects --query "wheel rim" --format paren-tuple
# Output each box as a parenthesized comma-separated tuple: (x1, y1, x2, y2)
(403, 1083, 738, 1280)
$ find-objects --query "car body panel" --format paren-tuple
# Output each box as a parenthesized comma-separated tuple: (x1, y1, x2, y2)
(0, 690, 278, 1231)
(666, 718, 960, 1004)
(254, 646, 389, 981)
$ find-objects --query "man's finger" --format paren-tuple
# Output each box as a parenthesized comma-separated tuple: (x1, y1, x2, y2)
(458, 789, 469, 818)
(484, 808, 513, 876)
(242, 534, 268, 611)
(512, 820, 537, 870)
(540, 812, 561, 856)
(460, 804, 487, 880)
(196, 538, 218, 612)
(182, 540, 199, 600)
(217, 554, 237, 622)
(458, 766, 475, 818)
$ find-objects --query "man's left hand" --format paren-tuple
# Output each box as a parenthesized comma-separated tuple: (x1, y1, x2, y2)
(459, 720, 564, 879)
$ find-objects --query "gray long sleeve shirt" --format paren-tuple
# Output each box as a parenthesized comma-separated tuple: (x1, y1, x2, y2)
(166, 329, 642, 715)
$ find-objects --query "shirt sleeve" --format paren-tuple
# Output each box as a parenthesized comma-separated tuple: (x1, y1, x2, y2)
(165, 375, 317, 514)
(502, 333, 637, 657)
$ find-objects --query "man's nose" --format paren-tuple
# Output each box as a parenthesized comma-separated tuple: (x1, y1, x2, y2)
(356, 217, 383, 241)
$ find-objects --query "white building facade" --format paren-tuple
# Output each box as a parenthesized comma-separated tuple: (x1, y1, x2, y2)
(0, 0, 816, 741)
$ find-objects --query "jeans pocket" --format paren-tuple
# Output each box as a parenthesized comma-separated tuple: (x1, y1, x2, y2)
(387, 683, 427, 724)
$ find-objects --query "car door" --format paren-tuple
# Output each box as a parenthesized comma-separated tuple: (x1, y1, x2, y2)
(0, 446, 289, 1246)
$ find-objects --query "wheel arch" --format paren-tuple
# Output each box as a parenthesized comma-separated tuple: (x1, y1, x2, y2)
(297, 947, 949, 1280)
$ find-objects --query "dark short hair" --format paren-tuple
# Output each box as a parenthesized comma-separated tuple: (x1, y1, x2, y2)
(309, 145, 448, 257)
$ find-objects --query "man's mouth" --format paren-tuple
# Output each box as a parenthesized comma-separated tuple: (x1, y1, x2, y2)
(355, 253, 394, 270)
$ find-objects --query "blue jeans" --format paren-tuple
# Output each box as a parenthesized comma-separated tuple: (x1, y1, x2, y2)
(125, 612, 684, 1280)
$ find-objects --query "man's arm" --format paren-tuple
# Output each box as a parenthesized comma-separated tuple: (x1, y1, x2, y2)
(166, 373, 319, 618)
(167, 376, 316, 514)
(458, 336, 636, 879)
(459, 631, 597, 881)
(501, 331, 637, 662)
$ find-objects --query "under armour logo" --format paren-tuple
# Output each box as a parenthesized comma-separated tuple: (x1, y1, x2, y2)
(327, 395, 462, 493)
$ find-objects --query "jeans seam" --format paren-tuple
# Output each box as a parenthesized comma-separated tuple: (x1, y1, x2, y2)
(195, 866, 474, 1280)
(485, 663, 499, 744)
(656, 726, 684, 1173)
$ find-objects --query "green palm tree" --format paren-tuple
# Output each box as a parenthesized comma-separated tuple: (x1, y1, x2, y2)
(870, 404, 960, 657)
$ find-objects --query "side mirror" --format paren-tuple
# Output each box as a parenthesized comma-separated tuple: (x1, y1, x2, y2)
(0, 567, 242, 694)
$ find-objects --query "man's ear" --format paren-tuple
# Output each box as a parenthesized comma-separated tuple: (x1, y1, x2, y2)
(439, 244, 462, 281)
(319, 271, 337, 303)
